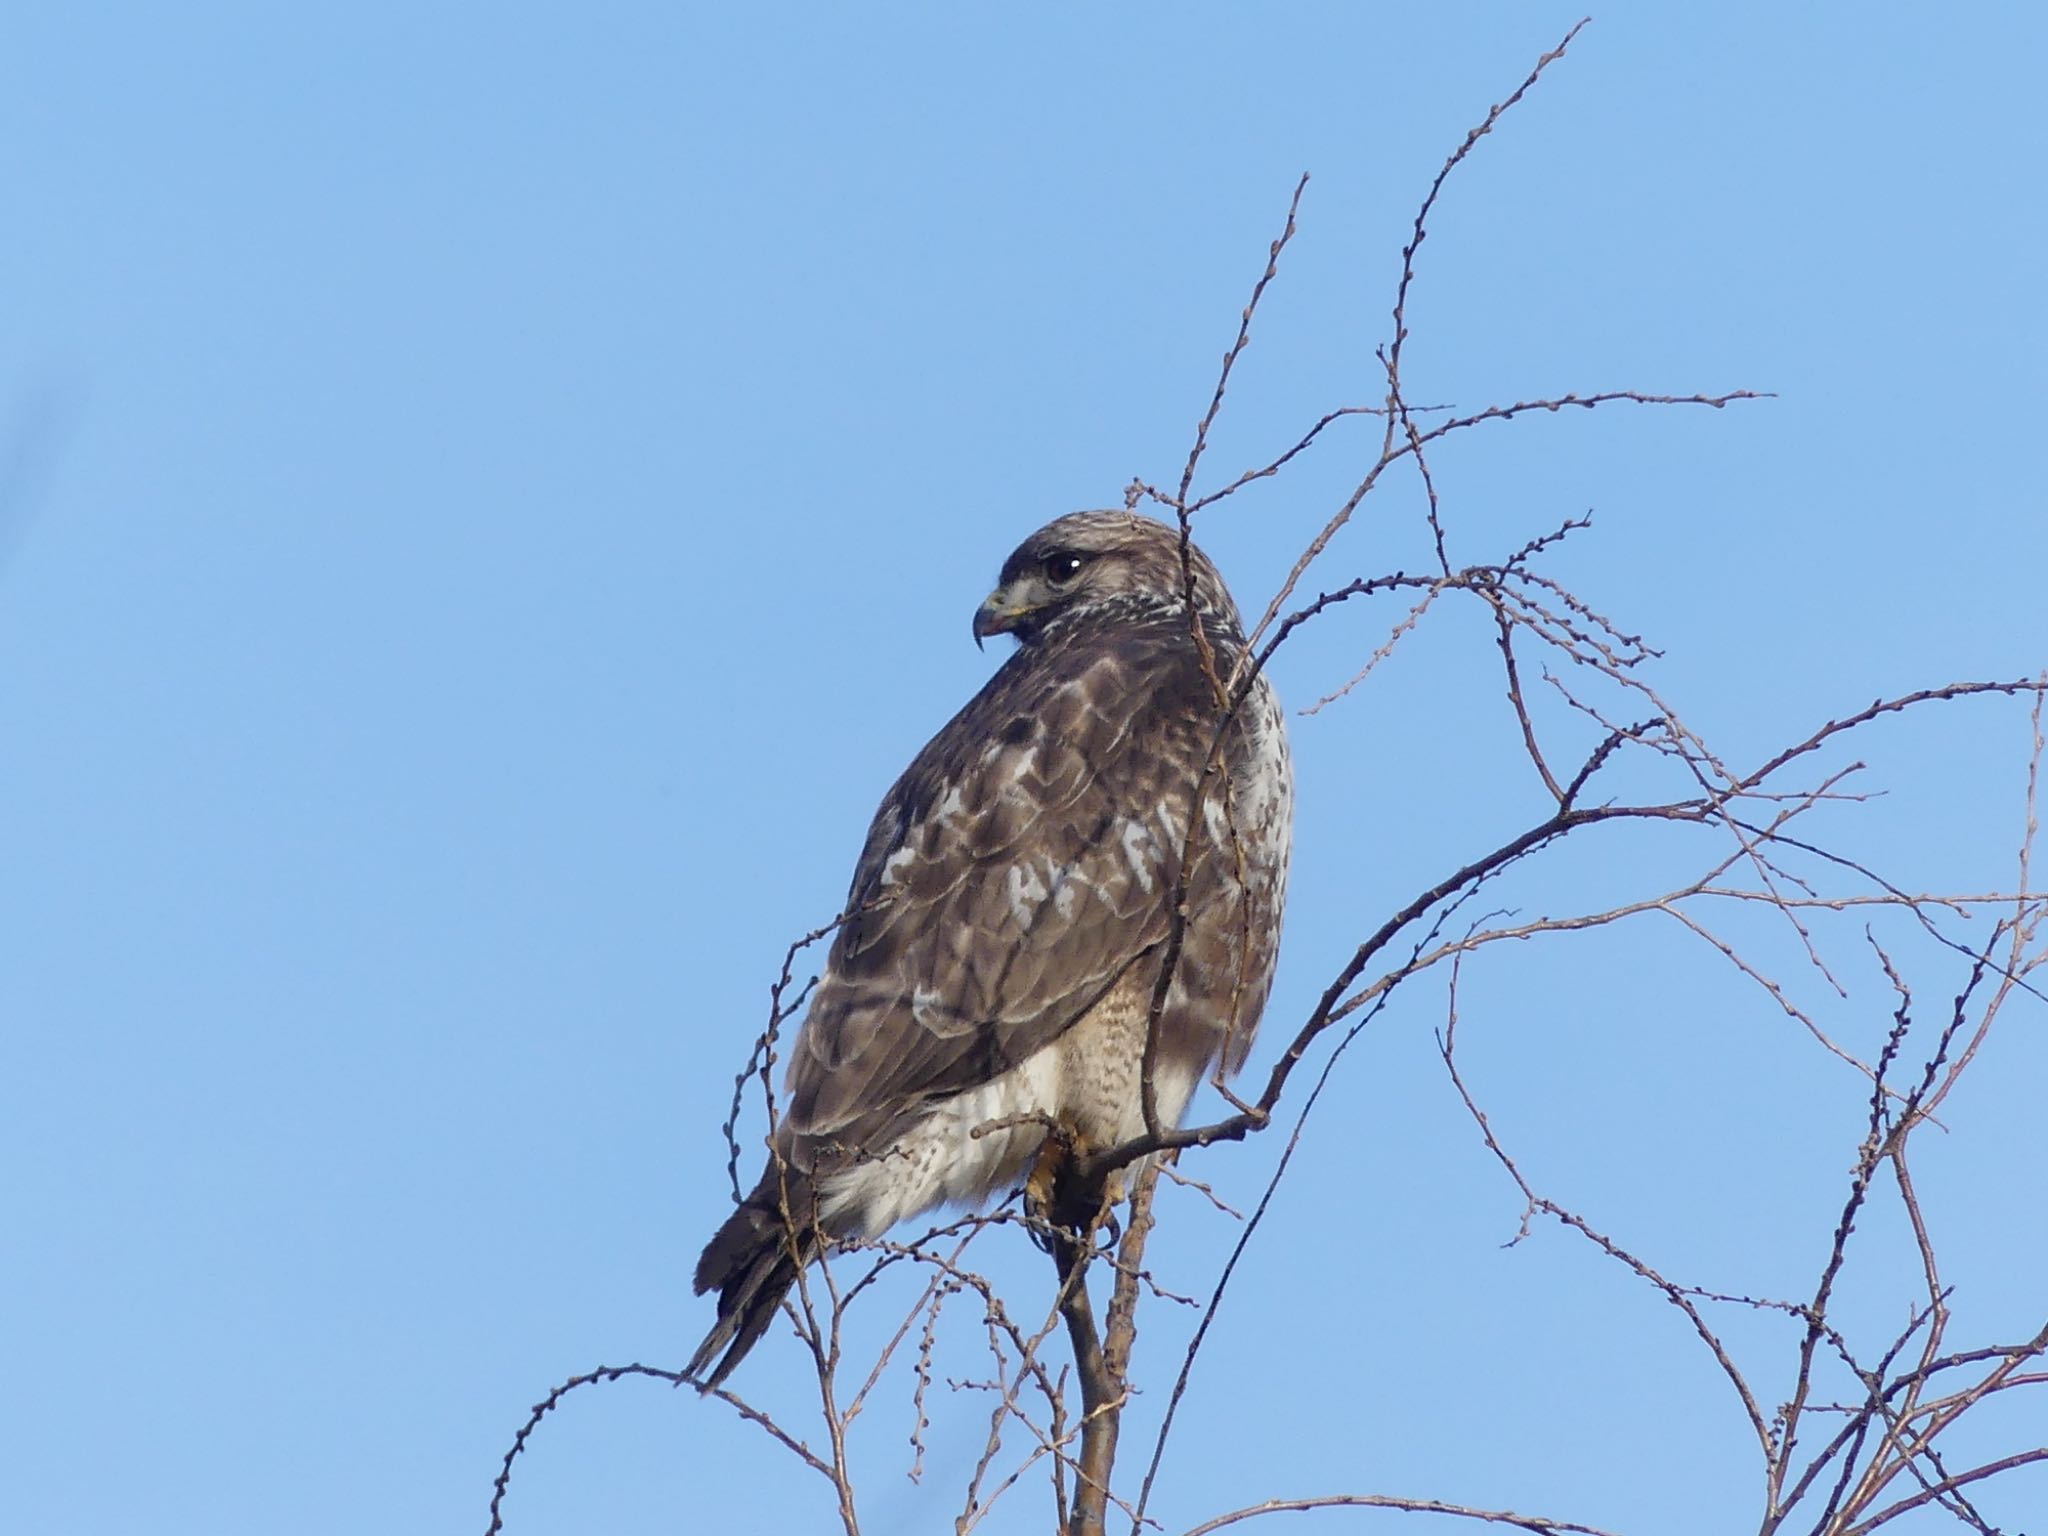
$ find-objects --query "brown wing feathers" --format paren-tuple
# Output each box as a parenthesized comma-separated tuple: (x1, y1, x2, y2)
(688, 513, 1290, 1389)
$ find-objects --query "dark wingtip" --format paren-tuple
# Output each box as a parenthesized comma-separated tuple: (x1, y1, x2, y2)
(684, 1315, 743, 1393)
(688, 1178, 820, 1391)
(685, 1245, 802, 1392)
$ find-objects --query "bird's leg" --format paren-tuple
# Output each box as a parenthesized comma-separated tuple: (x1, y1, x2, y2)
(1024, 1123, 1079, 1259)
(1024, 1125, 1069, 1235)
(1025, 1123, 1125, 1260)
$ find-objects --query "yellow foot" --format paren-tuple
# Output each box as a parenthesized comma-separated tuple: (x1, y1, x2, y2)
(1024, 1129, 1068, 1223)
(1025, 1125, 1133, 1253)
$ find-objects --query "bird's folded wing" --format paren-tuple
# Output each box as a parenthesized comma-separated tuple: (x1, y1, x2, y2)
(787, 639, 1214, 1143)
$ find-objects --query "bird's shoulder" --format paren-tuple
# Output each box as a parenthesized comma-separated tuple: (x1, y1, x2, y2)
(848, 621, 1222, 904)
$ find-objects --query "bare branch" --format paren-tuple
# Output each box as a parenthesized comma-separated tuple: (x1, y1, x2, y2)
(1178, 1493, 1628, 1536)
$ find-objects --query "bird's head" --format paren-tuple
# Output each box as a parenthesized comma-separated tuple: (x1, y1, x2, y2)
(972, 511, 1240, 648)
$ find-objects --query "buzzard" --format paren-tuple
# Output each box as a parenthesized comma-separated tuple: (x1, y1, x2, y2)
(688, 511, 1292, 1388)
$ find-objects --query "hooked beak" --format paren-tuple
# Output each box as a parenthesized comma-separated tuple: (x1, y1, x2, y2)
(973, 590, 1033, 649)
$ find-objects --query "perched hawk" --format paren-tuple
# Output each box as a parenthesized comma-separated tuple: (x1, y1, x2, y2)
(689, 511, 1292, 1388)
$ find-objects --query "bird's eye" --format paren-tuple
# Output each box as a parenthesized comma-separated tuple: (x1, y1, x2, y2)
(1041, 552, 1086, 585)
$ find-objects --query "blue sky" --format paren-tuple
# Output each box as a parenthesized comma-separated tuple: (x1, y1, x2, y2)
(4, 6, 2044, 1535)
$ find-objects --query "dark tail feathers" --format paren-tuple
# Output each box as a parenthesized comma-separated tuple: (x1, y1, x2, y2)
(687, 1169, 821, 1390)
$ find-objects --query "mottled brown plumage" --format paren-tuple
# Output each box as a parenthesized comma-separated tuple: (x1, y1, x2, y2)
(689, 511, 1291, 1387)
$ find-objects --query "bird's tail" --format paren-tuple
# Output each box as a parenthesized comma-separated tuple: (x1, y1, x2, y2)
(687, 1165, 822, 1391)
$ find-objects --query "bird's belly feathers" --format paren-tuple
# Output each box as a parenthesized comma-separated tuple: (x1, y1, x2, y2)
(818, 976, 1200, 1238)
